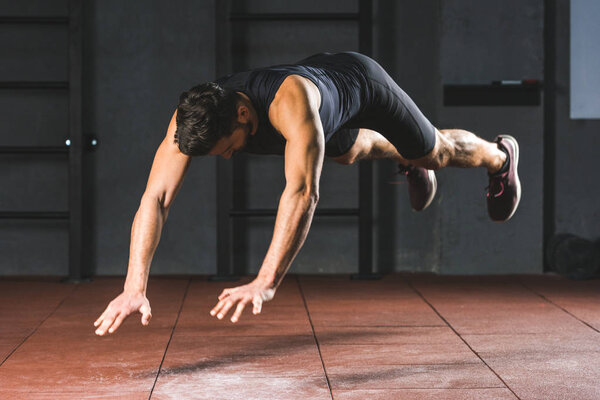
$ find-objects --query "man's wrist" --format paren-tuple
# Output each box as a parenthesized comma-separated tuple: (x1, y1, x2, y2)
(255, 272, 277, 289)
(123, 282, 146, 295)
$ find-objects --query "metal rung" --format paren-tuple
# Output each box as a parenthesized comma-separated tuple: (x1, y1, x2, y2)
(230, 12, 359, 21)
(230, 208, 359, 217)
(0, 146, 69, 154)
(0, 16, 68, 24)
(0, 211, 69, 220)
(0, 81, 69, 89)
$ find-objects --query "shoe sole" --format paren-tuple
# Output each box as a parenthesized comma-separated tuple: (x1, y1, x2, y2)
(412, 169, 437, 211)
(497, 134, 521, 221)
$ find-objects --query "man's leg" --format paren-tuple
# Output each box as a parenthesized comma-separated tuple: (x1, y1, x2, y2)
(338, 54, 519, 220)
(411, 129, 520, 221)
(332, 128, 437, 211)
(331, 128, 409, 165)
(411, 129, 506, 173)
(332, 127, 520, 221)
(334, 128, 506, 172)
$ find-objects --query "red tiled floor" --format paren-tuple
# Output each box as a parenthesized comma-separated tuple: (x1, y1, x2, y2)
(0, 277, 188, 398)
(152, 376, 331, 400)
(0, 280, 74, 362)
(309, 308, 444, 327)
(1, 274, 598, 399)
(160, 335, 323, 377)
(409, 276, 586, 334)
(152, 279, 328, 399)
(314, 326, 465, 346)
(332, 388, 518, 399)
(520, 274, 600, 331)
(326, 363, 503, 390)
(462, 332, 600, 400)
(175, 279, 314, 336)
(301, 275, 444, 327)
(0, 391, 150, 400)
(319, 343, 481, 366)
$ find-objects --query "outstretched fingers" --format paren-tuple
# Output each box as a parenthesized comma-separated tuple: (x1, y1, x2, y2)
(210, 298, 226, 317)
(95, 312, 116, 336)
(230, 300, 249, 323)
(107, 312, 126, 334)
(211, 284, 270, 322)
(94, 311, 107, 328)
(216, 300, 235, 320)
(210, 297, 234, 319)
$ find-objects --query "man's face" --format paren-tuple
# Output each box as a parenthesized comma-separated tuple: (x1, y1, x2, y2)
(209, 121, 252, 159)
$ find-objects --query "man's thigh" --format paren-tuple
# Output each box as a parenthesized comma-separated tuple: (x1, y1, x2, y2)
(356, 60, 437, 160)
(324, 127, 360, 158)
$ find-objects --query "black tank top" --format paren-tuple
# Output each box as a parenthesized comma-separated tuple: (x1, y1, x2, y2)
(215, 52, 370, 155)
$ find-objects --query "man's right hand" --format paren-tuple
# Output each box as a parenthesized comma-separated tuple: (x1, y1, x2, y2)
(94, 291, 152, 336)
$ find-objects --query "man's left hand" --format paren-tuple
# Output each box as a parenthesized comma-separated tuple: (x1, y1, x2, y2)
(210, 279, 276, 323)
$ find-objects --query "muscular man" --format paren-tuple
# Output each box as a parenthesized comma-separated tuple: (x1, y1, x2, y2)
(94, 52, 520, 335)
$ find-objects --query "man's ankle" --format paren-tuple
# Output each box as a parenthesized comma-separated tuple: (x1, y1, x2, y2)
(489, 148, 508, 175)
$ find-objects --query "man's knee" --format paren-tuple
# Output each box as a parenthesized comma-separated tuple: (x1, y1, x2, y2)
(331, 129, 367, 165)
(332, 151, 357, 165)
(411, 130, 452, 170)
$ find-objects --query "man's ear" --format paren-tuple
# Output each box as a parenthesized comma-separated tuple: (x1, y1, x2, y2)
(237, 104, 249, 122)
(236, 104, 256, 136)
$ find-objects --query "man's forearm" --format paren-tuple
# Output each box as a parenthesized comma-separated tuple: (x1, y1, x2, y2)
(257, 188, 318, 288)
(123, 194, 168, 294)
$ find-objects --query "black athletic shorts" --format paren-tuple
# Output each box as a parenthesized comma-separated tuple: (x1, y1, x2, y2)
(324, 53, 436, 160)
(324, 128, 360, 157)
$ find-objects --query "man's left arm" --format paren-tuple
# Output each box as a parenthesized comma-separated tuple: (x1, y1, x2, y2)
(210, 76, 324, 323)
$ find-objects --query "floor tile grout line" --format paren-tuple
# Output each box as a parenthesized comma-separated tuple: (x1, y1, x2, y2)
(148, 277, 192, 400)
(406, 280, 522, 400)
(0, 282, 79, 367)
(519, 281, 600, 334)
(296, 276, 334, 400)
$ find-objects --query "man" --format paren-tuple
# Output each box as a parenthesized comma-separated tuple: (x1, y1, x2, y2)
(94, 52, 520, 335)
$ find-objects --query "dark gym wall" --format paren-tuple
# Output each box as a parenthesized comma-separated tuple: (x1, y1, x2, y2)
(2, 0, 562, 276)
(373, 0, 544, 274)
(85, 0, 217, 275)
(436, 0, 544, 274)
(553, 0, 600, 239)
(0, 0, 70, 275)
(372, 0, 442, 273)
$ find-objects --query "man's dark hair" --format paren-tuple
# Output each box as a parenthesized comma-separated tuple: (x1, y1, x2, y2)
(175, 82, 240, 156)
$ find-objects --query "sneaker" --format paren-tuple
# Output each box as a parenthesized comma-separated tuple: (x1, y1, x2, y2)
(398, 164, 437, 211)
(487, 135, 521, 221)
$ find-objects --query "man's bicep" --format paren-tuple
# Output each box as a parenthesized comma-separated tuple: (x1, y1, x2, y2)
(271, 76, 325, 194)
(145, 111, 191, 209)
(283, 121, 325, 195)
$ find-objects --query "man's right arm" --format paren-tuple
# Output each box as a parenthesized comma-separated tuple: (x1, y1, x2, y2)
(94, 110, 190, 336)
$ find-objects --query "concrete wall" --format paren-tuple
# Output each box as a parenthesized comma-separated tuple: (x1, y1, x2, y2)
(1, 0, 559, 277)
(0, 0, 70, 275)
(554, 0, 600, 239)
(436, 0, 544, 274)
(372, 1, 442, 273)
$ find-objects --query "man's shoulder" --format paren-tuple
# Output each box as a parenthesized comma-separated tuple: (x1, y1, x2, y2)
(269, 75, 321, 136)
(272, 75, 318, 110)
